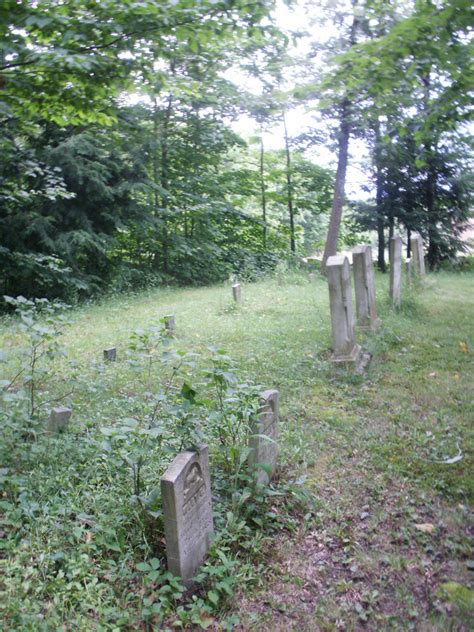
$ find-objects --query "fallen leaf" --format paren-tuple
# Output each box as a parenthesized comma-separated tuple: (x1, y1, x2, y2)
(429, 372, 436, 377)
(415, 523, 436, 534)
(459, 341, 468, 353)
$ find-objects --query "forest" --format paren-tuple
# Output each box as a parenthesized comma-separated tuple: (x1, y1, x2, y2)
(1, 0, 472, 302)
(1, 1, 473, 630)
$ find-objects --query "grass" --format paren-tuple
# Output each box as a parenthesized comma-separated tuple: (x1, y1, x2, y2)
(0, 268, 473, 630)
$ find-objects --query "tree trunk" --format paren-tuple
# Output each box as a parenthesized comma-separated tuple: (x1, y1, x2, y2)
(282, 110, 295, 253)
(374, 119, 386, 272)
(260, 127, 267, 249)
(322, 99, 351, 267)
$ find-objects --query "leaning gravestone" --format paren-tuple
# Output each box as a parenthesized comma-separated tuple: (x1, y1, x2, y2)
(161, 445, 214, 586)
(389, 235, 402, 308)
(352, 245, 378, 330)
(249, 389, 279, 485)
(103, 347, 117, 362)
(163, 314, 176, 334)
(48, 406, 72, 433)
(326, 255, 361, 364)
(232, 283, 241, 303)
(411, 233, 426, 277)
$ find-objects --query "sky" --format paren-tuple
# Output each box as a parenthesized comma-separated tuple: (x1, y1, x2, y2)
(225, 0, 373, 199)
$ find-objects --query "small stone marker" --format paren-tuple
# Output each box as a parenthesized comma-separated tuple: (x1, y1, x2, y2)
(48, 406, 72, 433)
(389, 235, 402, 307)
(308, 272, 316, 283)
(103, 347, 117, 362)
(161, 445, 214, 586)
(326, 255, 361, 363)
(249, 389, 279, 485)
(163, 314, 176, 334)
(232, 283, 241, 302)
(352, 245, 378, 330)
(411, 233, 426, 276)
(406, 257, 413, 287)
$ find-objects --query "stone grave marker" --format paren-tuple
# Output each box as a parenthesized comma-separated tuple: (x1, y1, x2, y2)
(411, 232, 426, 276)
(103, 347, 117, 362)
(248, 389, 279, 485)
(161, 445, 214, 586)
(389, 235, 402, 307)
(406, 257, 413, 287)
(326, 255, 361, 363)
(48, 406, 72, 433)
(352, 245, 378, 330)
(232, 283, 241, 302)
(163, 314, 176, 334)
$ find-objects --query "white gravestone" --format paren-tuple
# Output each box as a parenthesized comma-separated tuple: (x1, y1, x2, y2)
(249, 389, 279, 485)
(103, 347, 117, 362)
(163, 314, 176, 334)
(232, 283, 241, 302)
(326, 255, 361, 363)
(389, 235, 402, 308)
(411, 233, 426, 276)
(406, 257, 413, 287)
(161, 445, 214, 586)
(352, 245, 379, 330)
(48, 406, 72, 433)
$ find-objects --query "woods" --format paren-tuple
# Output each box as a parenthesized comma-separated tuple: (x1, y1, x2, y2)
(1, 0, 471, 302)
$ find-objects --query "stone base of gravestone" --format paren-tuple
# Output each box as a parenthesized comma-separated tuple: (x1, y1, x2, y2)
(103, 347, 117, 362)
(48, 406, 72, 433)
(249, 389, 279, 485)
(355, 351, 372, 375)
(330, 343, 362, 365)
(161, 445, 214, 586)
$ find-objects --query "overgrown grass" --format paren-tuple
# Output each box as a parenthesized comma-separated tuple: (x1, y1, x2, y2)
(1, 269, 472, 629)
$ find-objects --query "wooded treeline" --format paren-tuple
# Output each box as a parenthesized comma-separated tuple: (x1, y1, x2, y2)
(1, 0, 472, 302)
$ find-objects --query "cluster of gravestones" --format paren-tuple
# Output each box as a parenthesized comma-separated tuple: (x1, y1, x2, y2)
(326, 233, 426, 367)
(46, 237, 425, 585)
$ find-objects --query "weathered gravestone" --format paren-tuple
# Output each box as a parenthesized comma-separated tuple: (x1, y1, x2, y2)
(163, 314, 176, 334)
(410, 232, 426, 276)
(326, 255, 361, 363)
(48, 406, 72, 433)
(161, 445, 214, 586)
(232, 283, 241, 303)
(352, 245, 379, 330)
(103, 347, 117, 362)
(389, 235, 402, 308)
(248, 389, 279, 485)
(406, 257, 413, 287)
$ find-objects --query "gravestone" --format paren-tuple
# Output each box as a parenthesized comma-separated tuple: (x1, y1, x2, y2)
(163, 314, 176, 334)
(326, 255, 361, 363)
(161, 445, 214, 586)
(248, 389, 279, 485)
(103, 347, 117, 362)
(308, 272, 316, 283)
(48, 406, 72, 433)
(352, 245, 378, 330)
(411, 233, 426, 276)
(232, 283, 241, 302)
(406, 257, 413, 287)
(389, 235, 402, 307)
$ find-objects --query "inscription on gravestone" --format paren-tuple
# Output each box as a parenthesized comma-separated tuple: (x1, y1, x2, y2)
(161, 446, 214, 585)
(326, 255, 361, 363)
(249, 389, 279, 485)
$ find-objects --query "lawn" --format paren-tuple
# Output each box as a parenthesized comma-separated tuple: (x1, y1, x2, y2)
(1, 269, 473, 630)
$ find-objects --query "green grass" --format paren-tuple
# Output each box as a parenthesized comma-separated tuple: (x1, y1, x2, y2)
(1, 269, 473, 630)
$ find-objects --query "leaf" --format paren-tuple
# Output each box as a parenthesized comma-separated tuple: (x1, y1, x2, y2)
(181, 382, 197, 404)
(207, 590, 219, 606)
(459, 341, 468, 353)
